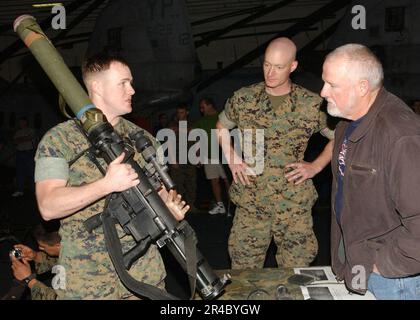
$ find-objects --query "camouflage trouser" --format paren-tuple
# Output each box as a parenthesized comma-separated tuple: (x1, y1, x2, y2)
(228, 200, 318, 269)
(170, 164, 197, 206)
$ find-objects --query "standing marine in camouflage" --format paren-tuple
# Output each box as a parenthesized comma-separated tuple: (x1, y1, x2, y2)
(34, 53, 189, 299)
(216, 37, 334, 269)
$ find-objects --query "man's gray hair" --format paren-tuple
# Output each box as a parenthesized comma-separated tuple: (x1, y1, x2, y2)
(326, 44, 384, 89)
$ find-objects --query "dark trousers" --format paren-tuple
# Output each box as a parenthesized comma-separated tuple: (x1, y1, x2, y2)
(15, 150, 35, 192)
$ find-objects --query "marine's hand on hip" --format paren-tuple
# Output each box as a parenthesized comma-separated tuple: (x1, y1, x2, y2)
(285, 161, 318, 185)
(229, 161, 256, 186)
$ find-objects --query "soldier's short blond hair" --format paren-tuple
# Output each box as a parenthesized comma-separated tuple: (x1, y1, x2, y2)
(82, 52, 129, 86)
(326, 44, 384, 90)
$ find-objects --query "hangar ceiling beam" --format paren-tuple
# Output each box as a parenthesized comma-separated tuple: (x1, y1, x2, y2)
(195, 0, 296, 48)
(196, 0, 351, 92)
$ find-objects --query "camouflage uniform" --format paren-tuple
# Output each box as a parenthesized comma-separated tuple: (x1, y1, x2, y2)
(35, 118, 166, 299)
(220, 82, 329, 269)
(31, 251, 58, 300)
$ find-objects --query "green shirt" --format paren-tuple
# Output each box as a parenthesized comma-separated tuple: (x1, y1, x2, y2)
(193, 113, 220, 160)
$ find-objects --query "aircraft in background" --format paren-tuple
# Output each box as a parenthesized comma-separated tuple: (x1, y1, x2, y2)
(87, 0, 201, 114)
(326, 0, 420, 104)
(1, 0, 419, 165)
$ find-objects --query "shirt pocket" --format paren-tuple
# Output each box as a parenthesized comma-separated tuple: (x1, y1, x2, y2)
(350, 164, 378, 175)
(348, 163, 378, 190)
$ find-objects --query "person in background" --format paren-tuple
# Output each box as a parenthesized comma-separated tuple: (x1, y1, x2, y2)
(168, 103, 197, 211)
(195, 97, 231, 215)
(153, 113, 169, 136)
(12, 116, 37, 197)
(11, 224, 60, 300)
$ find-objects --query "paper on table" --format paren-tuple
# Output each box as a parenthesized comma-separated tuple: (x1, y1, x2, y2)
(300, 284, 376, 300)
(293, 266, 376, 300)
(293, 266, 337, 283)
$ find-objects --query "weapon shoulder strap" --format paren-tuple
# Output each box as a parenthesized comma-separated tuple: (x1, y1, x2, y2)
(101, 209, 178, 300)
(68, 119, 106, 175)
(70, 119, 178, 300)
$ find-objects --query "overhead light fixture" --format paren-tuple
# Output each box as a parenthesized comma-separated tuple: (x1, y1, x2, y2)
(32, 3, 64, 8)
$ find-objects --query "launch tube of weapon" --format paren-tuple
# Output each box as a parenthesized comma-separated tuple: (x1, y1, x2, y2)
(13, 15, 103, 133)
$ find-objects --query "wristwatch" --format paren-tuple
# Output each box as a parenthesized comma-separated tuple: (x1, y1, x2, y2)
(22, 273, 36, 286)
